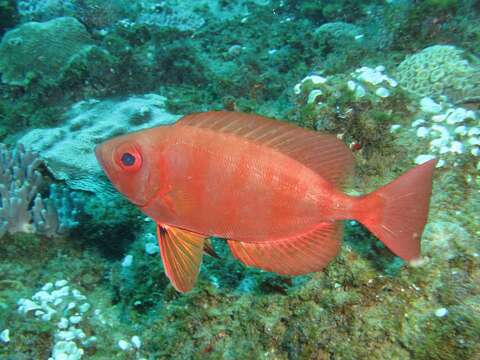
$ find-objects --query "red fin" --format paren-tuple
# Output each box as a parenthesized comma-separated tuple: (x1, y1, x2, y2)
(354, 159, 437, 260)
(227, 222, 342, 275)
(175, 111, 354, 187)
(156, 224, 207, 293)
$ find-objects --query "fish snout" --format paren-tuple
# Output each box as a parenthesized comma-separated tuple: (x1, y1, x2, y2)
(94, 143, 106, 169)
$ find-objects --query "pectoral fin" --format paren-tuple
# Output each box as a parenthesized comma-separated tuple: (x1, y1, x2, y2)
(156, 224, 207, 293)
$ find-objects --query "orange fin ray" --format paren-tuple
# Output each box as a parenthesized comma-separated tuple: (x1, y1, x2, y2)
(228, 222, 342, 275)
(174, 111, 354, 187)
(156, 224, 207, 292)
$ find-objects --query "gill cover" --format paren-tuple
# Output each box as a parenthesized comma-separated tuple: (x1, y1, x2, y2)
(95, 133, 162, 207)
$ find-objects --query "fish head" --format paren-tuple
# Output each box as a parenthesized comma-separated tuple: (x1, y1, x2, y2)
(95, 129, 165, 207)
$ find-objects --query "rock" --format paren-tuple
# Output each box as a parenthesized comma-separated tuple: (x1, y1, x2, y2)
(315, 22, 363, 46)
(19, 94, 181, 195)
(16, 0, 76, 22)
(422, 221, 472, 260)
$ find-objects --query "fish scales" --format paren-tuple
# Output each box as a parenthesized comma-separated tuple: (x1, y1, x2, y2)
(96, 111, 437, 292)
(158, 124, 323, 241)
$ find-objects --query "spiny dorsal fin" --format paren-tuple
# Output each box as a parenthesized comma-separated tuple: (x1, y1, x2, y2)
(175, 111, 354, 187)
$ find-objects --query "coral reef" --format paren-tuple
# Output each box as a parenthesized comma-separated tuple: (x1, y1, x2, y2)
(16, 280, 93, 359)
(16, 0, 138, 28)
(74, 0, 139, 30)
(136, 2, 206, 32)
(370, 1, 478, 53)
(292, 65, 411, 173)
(19, 94, 180, 194)
(0, 17, 93, 87)
(313, 22, 367, 73)
(76, 193, 143, 259)
(395, 45, 480, 104)
(0, 143, 78, 238)
(15, 279, 146, 359)
(139, 0, 271, 22)
(410, 98, 479, 168)
(16, 0, 76, 22)
(0, 1, 479, 359)
(298, 0, 376, 23)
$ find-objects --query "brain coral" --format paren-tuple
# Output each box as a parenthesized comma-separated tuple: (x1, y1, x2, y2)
(0, 17, 93, 86)
(395, 45, 480, 103)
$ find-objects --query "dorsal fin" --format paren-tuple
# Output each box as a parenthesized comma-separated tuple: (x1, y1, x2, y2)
(175, 111, 354, 187)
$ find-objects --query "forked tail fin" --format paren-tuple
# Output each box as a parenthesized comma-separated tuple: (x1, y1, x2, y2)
(354, 159, 437, 260)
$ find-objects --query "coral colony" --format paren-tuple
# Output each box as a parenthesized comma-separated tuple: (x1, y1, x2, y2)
(17, 280, 144, 359)
(0, 144, 78, 238)
(296, 63, 479, 169)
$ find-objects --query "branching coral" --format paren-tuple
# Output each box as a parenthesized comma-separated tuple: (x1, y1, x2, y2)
(0, 143, 78, 238)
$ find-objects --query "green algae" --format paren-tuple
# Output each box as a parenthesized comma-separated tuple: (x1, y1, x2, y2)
(2, 206, 479, 359)
(0, 0, 17, 36)
(73, 193, 144, 259)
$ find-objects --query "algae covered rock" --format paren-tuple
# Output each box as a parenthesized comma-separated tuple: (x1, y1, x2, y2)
(19, 94, 180, 194)
(396, 45, 480, 104)
(315, 21, 363, 46)
(292, 66, 410, 168)
(313, 21, 367, 74)
(137, 1, 206, 32)
(422, 221, 474, 261)
(136, 0, 271, 32)
(409, 101, 479, 168)
(0, 17, 93, 86)
(16, 0, 76, 22)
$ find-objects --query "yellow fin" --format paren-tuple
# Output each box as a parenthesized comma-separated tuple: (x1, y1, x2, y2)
(156, 224, 207, 293)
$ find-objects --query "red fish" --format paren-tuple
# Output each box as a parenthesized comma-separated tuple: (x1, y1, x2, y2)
(95, 111, 436, 293)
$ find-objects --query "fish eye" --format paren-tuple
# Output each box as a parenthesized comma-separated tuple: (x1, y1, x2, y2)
(121, 152, 136, 166)
(115, 143, 143, 173)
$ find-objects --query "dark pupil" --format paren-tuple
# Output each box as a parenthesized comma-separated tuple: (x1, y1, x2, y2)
(121, 152, 136, 166)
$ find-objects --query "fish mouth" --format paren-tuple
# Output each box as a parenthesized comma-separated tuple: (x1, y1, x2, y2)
(94, 144, 115, 176)
(94, 143, 149, 208)
(94, 145, 104, 169)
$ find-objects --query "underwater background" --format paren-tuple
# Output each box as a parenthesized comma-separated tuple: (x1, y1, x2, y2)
(0, 0, 479, 359)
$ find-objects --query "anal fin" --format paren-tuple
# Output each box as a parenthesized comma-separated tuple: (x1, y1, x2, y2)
(228, 222, 342, 275)
(157, 224, 208, 292)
